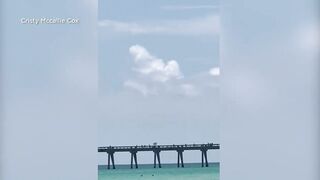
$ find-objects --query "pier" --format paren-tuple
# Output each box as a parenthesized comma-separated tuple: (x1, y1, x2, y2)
(98, 143, 220, 169)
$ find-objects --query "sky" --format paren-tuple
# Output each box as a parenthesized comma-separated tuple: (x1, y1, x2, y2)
(98, 0, 221, 164)
(1, 0, 319, 179)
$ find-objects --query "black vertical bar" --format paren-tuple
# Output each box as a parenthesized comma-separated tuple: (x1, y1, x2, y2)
(204, 151, 208, 167)
(111, 153, 115, 169)
(180, 151, 184, 168)
(130, 153, 133, 169)
(154, 152, 156, 168)
(157, 152, 161, 168)
(108, 153, 110, 169)
(177, 151, 180, 167)
(134, 153, 138, 169)
(201, 151, 204, 167)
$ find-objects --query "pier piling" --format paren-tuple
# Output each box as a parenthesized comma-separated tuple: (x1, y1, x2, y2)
(153, 150, 161, 168)
(177, 148, 184, 168)
(107, 152, 115, 169)
(130, 152, 138, 169)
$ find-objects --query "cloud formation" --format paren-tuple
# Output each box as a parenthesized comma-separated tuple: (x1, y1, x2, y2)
(209, 67, 220, 76)
(99, 15, 220, 36)
(124, 45, 219, 97)
(124, 80, 155, 96)
(129, 45, 183, 82)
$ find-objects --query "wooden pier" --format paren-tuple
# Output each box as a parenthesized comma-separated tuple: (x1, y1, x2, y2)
(98, 143, 220, 169)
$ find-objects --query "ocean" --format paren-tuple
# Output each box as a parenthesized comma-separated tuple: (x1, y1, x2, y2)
(98, 163, 219, 180)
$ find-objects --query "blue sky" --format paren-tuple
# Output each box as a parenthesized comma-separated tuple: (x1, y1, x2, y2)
(98, 0, 220, 93)
(98, 0, 220, 164)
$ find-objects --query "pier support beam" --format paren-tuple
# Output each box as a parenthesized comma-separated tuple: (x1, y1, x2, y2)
(201, 149, 209, 167)
(177, 152, 180, 167)
(108, 153, 110, 169)
(153, 150, 161, 168)
(201, 151, 204, 167)
(107, 152, 115, 169)
(204, 150, 208, 167)
(130, 151, 138, 169)
(177, 149, 184, 168)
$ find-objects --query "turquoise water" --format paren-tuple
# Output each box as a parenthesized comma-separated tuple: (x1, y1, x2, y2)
(98, 163, 219, 180)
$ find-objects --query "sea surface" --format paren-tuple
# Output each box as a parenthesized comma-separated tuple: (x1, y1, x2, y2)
(98, 163, 219, 180)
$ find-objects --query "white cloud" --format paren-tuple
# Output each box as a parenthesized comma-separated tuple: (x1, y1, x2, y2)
(161, 5, 219, 11)
(124, 45, 219, 97)
(129, 45, 183, 82)
(99, 15, 220, 36)
(124, 80, 154, 96)
(209, 67, 220, 76)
